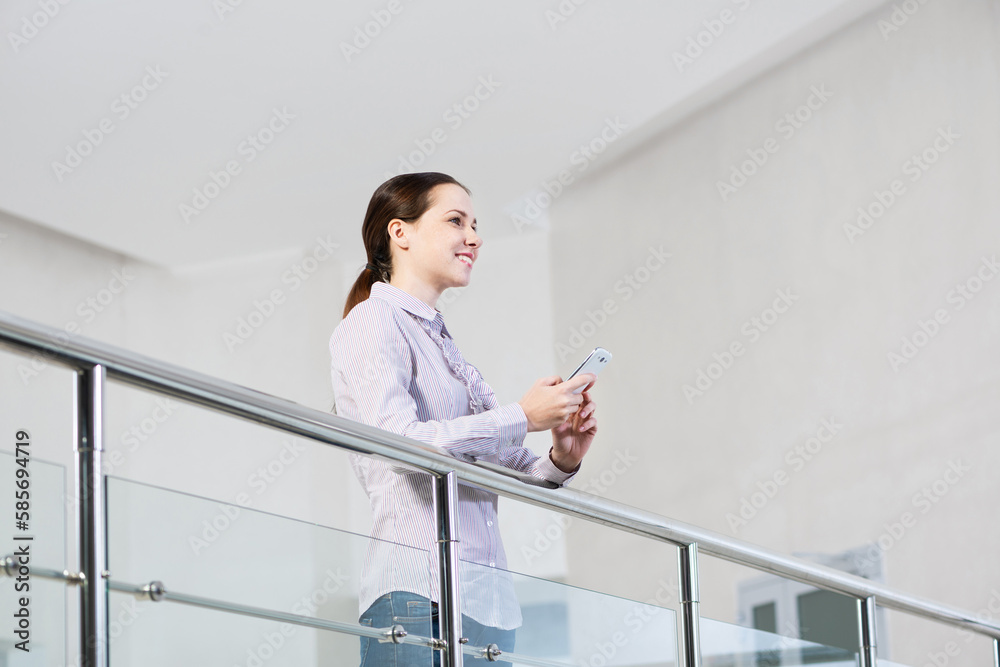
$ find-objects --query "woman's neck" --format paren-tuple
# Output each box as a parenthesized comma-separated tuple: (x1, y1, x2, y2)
(388, 276, 441, 311)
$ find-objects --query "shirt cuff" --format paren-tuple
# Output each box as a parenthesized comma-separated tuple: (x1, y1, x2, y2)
(536, 450, 578, 486)
(487, 403, 528, 448)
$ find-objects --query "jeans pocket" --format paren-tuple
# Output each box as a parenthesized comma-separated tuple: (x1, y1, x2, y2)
(392, 599, 438, 624)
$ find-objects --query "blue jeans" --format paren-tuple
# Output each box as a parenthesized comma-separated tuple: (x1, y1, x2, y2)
(359, 591, 515, 667)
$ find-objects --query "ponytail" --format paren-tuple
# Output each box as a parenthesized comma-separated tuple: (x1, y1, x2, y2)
(342, 263, 384, 320)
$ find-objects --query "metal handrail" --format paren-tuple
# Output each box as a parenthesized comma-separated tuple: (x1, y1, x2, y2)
(1, 309, 998, 642)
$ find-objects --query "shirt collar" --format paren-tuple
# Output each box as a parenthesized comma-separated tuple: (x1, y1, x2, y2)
(370, 282, 450, 335)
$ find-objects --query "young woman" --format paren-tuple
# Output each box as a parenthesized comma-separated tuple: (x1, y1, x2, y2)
(329, 172, 598, 666)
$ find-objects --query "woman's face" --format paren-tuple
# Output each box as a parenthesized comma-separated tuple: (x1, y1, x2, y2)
(400, 183, 481, 293)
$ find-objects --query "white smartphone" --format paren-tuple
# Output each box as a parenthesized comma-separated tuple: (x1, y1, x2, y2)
(567, 347, 612, 394)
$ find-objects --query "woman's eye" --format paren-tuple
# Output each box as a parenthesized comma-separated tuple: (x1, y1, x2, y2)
(450, 218, 462, 225)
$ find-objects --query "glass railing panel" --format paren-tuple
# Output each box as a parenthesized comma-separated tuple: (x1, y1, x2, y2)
(101, 381, 360, 541)
(106, 476, 434, 665)
(701, 615, 857, 667)
(0, 450, 67, 666)
(700, 552, 867, 663)
(107, 587, 337, 666)
(459, 559, 678, 666)
(876, 604, 997, 667)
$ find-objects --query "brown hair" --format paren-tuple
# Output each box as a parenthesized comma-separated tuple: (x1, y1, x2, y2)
(341, 172, 470, 319)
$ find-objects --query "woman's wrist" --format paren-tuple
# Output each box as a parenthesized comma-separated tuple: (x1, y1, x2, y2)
(549, 448, 580, 474)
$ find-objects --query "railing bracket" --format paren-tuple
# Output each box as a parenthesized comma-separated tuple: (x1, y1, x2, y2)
(141, 580, 166, 602)
(482, 643, 502, 662)
(381, 624, 407, 644)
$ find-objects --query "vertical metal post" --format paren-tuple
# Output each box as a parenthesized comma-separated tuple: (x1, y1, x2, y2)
(678, 543, 702, 667)
(993, 638, 998, 667)
(76, 365, 108, 667)
(858, 596, 878, 667)
(434, 471, 463, 667)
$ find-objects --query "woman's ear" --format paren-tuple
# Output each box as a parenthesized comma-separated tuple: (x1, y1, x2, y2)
(387, 218, 409, 249)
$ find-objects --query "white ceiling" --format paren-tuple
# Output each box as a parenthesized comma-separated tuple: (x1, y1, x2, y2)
(0, 0, 888, 270)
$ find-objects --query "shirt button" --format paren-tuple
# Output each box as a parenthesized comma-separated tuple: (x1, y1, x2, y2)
(489, 562, 496, 567)
(487, 521, 493, 527)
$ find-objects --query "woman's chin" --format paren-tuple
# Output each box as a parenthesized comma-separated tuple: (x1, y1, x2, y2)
(453, 269, 472, 286)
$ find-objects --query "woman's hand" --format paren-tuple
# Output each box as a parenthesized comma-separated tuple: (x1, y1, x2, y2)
(518, 374, 595, 433)
(549, 386, 597, 473)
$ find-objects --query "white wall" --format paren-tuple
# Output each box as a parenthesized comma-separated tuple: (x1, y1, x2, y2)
(549, 0, 1000, 662)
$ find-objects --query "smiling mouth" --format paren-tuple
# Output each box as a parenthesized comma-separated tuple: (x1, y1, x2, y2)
(457, 255, 473, 267)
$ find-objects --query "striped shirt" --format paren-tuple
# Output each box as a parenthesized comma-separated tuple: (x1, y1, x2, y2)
(329, 281, 575, 630)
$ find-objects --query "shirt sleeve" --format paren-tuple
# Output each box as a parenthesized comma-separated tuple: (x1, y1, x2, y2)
(496, 441, 578, 486)
(330, 300, 529, 465)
